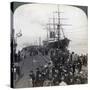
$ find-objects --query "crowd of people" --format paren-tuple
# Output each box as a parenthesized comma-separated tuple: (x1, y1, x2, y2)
(12, 45, 88, 87)
(28, 48, 88, 87)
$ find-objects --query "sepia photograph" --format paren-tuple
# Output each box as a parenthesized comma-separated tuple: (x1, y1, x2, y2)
(10, 2, 88, 88)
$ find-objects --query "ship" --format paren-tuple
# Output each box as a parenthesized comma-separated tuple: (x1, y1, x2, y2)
(43, 5, 70, 51)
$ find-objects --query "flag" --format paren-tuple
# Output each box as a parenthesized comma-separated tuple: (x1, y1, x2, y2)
(16, 30, 22, 37)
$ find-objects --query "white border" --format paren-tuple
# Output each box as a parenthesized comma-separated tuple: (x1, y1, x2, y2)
(0, 0, 89, 90)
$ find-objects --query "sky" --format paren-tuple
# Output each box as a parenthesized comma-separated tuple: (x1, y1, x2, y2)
(14, 3, 88, 55)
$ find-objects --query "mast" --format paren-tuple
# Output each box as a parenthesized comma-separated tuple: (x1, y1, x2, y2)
(53, 13, 55, 41)
(57, 5, 60, 41)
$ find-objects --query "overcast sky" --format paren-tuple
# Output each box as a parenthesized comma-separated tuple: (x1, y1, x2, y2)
(14, 4, 88, 55)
